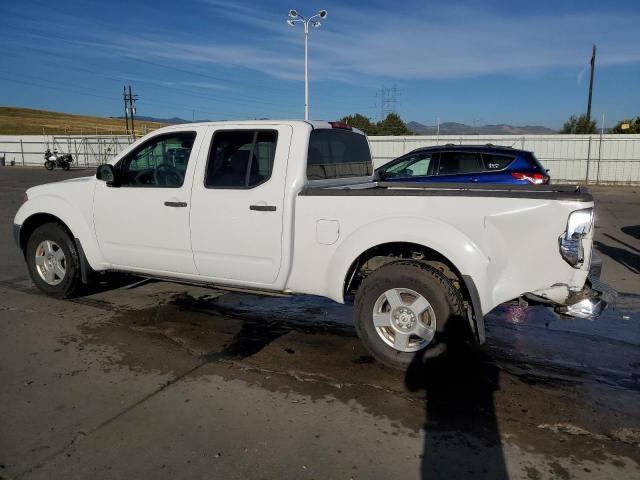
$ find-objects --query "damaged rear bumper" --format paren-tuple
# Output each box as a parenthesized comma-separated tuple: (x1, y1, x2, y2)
(554, 285, 607, 320)
(526, 252, 609, 320)
(554, 252, 609, 320)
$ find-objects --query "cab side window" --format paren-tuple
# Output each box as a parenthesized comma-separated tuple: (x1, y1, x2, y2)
(205, 130, 277, 188)
(118, 132, 196, 187)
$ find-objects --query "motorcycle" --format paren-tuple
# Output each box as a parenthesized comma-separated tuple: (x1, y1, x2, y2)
(44, 149, 73, 171)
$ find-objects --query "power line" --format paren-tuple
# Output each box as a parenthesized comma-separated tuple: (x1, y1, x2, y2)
(0, 47, 298, 111)
(0, 70, 286, 119)
(3, 26, 299, 97)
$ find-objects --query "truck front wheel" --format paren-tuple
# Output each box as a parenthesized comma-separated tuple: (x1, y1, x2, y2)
(25, 223, 82, 299)
(353, 261, 465, 369)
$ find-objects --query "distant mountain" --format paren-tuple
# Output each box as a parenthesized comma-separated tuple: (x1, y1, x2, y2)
(407, 121, 557, 135)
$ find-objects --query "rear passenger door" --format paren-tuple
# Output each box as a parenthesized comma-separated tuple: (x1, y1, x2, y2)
(431, 151, 483, 182)
(189, 125, 292, 285)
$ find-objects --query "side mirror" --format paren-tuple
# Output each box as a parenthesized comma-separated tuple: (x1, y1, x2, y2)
(96, 164, 118, 186)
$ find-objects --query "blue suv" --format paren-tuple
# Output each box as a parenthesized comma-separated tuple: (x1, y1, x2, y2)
(376, 144, 550, 185)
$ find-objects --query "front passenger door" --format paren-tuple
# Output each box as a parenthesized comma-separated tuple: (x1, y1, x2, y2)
(93, 130, 203, 274)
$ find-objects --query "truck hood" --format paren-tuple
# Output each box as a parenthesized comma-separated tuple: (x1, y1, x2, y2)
(26, 175, 95, 198)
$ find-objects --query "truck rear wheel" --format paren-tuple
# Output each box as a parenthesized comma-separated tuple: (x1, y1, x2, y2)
(353, 261, 465, 369)
(25, 223, 82, 299)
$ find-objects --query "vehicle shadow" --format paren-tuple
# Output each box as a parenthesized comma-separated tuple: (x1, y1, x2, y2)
(76, 273, 149, 297)
(621, 225, 640, 240)
(594, 240, 640, 274)
(405, 343, 508, 479)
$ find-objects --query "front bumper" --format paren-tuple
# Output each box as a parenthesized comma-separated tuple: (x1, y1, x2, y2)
(554, 252, 609, 320)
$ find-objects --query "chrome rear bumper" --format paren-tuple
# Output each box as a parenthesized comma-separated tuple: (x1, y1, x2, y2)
(554, 252, 609, 320)
(556, 295, 607, 320)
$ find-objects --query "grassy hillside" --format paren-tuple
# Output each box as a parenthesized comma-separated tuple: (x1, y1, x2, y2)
(0, 106, 168, 135)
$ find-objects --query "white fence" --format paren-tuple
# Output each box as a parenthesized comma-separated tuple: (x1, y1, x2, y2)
(0, 135, 132, 168)
(1, 133, 640, 184)
(369, 134, 640, 184)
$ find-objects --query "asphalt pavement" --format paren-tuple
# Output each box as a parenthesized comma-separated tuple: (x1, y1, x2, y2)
(0, 167, 638, 480)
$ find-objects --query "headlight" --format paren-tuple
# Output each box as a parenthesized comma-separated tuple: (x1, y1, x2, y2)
(559, 208, 593, 267)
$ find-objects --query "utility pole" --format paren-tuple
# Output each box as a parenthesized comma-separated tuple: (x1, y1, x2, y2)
(123, 86, 130, 135)
(586, 44, 596, 126)
(128, 85, 138, 137)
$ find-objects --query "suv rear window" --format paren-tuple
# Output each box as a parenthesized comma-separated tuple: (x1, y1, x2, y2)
(307, 129, 372, 180)
(482, 153, 515, 171)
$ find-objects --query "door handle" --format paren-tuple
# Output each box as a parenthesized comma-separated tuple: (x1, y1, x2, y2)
(164, 201, 188, 207)
(249, 204, 277, 212)
(470, 178, 479, 183)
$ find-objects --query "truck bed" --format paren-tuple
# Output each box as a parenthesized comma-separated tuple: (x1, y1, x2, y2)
(300, 181, 592, 201)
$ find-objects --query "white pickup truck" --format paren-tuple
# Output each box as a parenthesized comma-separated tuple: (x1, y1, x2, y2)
(14, 120, 605, 368)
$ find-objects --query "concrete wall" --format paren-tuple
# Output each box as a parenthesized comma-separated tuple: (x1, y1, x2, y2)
(2, 133, 640, 184)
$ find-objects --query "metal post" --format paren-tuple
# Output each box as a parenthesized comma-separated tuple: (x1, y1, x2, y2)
(20, 139, 25, 166)
(586, 45, 596, 126)
(304, 21, 309, 120)
(585, 135, 592, 183)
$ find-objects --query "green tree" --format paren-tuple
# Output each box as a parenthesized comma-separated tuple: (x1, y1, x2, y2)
(610, 116, 640, 134)
(375, 113, 412, 136)
(560, 114, 597, 134)
(340, 113, 377, 135)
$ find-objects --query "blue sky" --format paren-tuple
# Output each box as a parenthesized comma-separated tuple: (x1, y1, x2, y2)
(1, 0, 639, 129)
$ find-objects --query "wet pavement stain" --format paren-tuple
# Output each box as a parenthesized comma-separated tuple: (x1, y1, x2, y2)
(75, 289, 640, 469)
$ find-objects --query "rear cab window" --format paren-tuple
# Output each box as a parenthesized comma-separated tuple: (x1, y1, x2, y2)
(307, 129, 372, 180)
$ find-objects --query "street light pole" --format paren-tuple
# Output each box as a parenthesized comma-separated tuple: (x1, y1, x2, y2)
(287, 9, 327, 121)
(304, 20, 309, 120)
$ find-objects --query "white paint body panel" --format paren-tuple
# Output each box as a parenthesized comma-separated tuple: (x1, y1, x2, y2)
(14, 120, 594, 318)
(189, 124, 293, 284)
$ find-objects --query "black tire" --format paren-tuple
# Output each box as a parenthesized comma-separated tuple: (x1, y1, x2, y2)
(353, 260, 465, 370)
(25, 223, 82, 299)
(44, 160, 54, 170)
(62, 162, 71, 171)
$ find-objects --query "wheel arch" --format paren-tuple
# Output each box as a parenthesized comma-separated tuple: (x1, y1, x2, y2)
(342, 241, 486, 343)
(324, 217, 490, 343)
(15, 196, 105, 275)
(19, 213, 69, 253)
